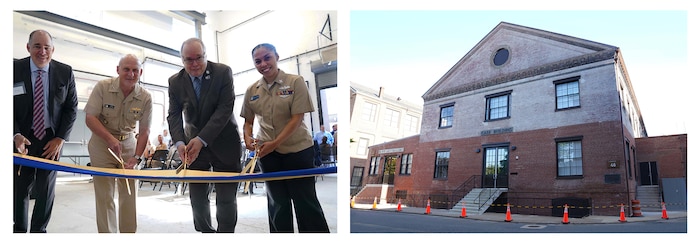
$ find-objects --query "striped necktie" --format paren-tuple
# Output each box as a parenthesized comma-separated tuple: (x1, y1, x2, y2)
(33, 70, 46, 140)
(193, 77, 201, 100)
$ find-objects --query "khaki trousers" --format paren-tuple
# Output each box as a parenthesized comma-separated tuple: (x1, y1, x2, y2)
(88, 135, 138, 233)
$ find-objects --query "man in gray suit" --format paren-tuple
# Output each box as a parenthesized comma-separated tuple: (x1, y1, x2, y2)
(167, 38, 241, 233)
(13, 29, 78, 233)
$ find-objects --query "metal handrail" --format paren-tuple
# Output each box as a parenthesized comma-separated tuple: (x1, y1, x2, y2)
(474, 188, 502, 211)
(449, 175, 481, 208)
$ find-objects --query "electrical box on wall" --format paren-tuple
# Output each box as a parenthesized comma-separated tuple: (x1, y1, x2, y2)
(608, 161, 618, 168)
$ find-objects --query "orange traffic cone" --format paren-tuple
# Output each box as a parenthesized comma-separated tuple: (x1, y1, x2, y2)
(396, 198, 402, 212)
(661, 202, 669, 220)
(424, 198, 431, 215)
(460, 202, 467, 218)
(372, 197, 377, 210)
(618, 204, 627, 222)
(561, 204, 570, 224)
(504, 203, 513, 222)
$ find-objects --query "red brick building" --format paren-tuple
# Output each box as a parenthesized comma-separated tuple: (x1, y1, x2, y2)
(352, 22, 688, 217)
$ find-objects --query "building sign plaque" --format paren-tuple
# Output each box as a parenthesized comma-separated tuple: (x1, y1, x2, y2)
(480, 127, 514, 136)
(379, 148, 404, 154)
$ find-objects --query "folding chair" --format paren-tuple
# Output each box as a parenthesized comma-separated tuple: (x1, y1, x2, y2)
(140, 149, 169, 190)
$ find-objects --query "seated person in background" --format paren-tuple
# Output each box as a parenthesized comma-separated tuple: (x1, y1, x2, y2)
(319, 136, 332, 162)
(136, 134, 155, 166)
(149, 135, 171, 168)
(154, 134, 168, 151)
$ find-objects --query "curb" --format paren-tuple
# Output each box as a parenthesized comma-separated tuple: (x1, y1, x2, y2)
(352, 204, 686, 224)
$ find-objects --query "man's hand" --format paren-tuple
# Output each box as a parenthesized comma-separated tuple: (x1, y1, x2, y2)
(14, 134, 31, 155)
(124, 157, 139, 170)
(185, 138, 204, 165)
(41, 137, 65, 161)
(177, 144, 188, 165)
(107, 137, 122, 161)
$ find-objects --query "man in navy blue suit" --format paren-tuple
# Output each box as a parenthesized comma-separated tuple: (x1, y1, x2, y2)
(13, 29, 78, 233)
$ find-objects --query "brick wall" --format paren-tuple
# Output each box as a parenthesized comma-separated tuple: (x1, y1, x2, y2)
(635, 134, 687, 179)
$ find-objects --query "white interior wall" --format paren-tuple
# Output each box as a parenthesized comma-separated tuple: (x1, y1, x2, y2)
(206, 10, 338, 135)
(13, 10, 338, 148)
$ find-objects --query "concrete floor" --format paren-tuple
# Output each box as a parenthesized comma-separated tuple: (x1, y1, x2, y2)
(26, 171, 338, 234)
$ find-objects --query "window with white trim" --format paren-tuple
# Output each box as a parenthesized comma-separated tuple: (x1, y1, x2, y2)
(362, 102, 378, 122)
(384, 108, 400, 128)
(357, 137, 369, 156)
(404, 115, 419, 133)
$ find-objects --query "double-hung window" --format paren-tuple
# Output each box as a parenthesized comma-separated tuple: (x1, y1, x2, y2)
(485, 91, 511, 121)
(439, 103, 455, 128)
(369, 156, 380, 175)
(399, 154, 413, 175)
(555, 76, 581, 110)
(556, 136, 583, 177)
(434, 150, 450, 179)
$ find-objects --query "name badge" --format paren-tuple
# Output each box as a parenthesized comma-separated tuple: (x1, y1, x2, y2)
(13, 82, 26, 96)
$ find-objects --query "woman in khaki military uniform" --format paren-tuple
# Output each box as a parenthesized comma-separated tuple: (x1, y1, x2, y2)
(241, 43, 329, 233)
(85, 54, 152, 233)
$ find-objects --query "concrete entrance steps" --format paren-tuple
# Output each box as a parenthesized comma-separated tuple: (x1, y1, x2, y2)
(450, 188, 507, 215)
(637, 185, 662, 212)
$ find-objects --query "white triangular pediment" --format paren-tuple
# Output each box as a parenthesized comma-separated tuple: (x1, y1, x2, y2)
(423, 22, 618, 101)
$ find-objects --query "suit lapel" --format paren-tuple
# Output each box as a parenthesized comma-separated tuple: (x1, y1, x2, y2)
(23, 60, 34, 108)
(47, 61, 56, 119)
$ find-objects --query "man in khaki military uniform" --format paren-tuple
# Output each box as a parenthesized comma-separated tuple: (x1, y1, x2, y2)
(85, 54, 152, 233)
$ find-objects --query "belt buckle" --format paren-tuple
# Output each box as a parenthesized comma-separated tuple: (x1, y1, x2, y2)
(116, 134, 128, 141)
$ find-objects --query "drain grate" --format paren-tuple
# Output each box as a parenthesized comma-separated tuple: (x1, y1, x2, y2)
(521, 224, 547, 229)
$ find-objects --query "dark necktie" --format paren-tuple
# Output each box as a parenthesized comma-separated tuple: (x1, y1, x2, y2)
(193, 77, 201, 100)
(33, 70, 46, 140)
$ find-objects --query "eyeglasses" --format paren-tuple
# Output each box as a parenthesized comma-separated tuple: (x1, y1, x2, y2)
(183, 54, 206, 65)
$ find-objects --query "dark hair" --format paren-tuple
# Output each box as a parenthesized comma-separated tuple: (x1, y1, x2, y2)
(251, 43, 278, 57)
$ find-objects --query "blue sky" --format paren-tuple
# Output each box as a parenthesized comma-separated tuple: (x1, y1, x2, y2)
(349, 10, 690, 137)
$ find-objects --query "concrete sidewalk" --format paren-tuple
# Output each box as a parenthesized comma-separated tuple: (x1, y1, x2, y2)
(352, 202, 686, 224)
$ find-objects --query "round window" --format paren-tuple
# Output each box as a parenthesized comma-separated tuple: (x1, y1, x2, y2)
(493, 48, 509, 66)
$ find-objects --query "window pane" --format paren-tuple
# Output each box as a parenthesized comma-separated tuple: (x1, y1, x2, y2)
(556, 81, 580, 109)
(487, 95, 508, 120)
(357, 138, 369, 155)
(362, 102, 377, 121)
(557, 140, 582, 176)
(440, 106, 454, 127)
(405, 115, 419, 133)
(434, 151, 449, 178)
(351, 167, 364, 186)
(384, 108, 400, 128)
